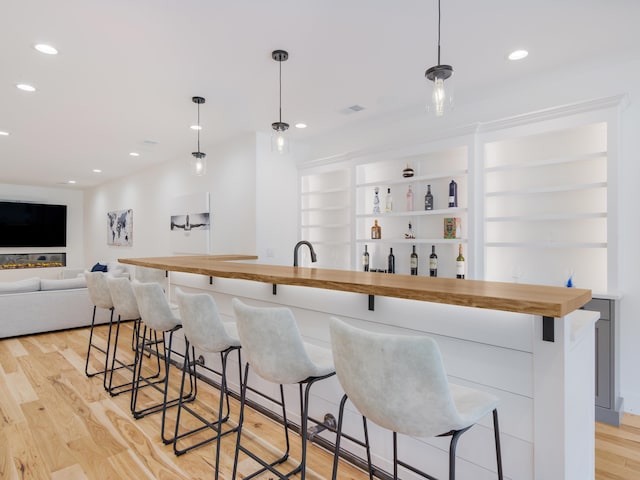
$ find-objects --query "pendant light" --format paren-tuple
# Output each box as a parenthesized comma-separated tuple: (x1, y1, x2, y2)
(191, 96, 206, 176)
(425, 0, 454, 117)
(271, 50, 290, 154)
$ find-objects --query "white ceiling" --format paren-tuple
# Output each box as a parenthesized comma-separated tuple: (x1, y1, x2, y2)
(1, 0, 639, 188)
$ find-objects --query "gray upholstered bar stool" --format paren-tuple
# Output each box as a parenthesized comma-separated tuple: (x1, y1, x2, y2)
(173, 289, 242, 475)
(84, 271, 115, 381)
(105, 275, 153, 396)
(231, 298, 335, 480)
(131, 281, 196, 443)
(329, 317, 504, 480)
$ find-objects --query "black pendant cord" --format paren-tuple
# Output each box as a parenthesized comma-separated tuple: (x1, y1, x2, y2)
(437, 0, 441, 66)
(278, 59, 283, 124)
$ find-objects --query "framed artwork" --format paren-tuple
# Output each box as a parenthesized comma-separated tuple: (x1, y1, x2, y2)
(170, 192, 210, 254)
(107, 209, 133, 246)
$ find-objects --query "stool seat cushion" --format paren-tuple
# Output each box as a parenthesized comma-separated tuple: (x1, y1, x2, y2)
(176, 289, 241, 353)
(107, 276, 140, 320)
(232, 298, 335, 385)
(330, 317, 499, 438)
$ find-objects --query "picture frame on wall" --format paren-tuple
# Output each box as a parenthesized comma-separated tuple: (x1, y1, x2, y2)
(107, 209, 133, 246)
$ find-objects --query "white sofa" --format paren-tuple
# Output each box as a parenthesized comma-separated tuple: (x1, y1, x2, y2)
(0, 274, 112, 339)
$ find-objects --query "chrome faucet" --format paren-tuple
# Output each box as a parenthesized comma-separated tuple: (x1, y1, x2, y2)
(293, 240, 317, 267)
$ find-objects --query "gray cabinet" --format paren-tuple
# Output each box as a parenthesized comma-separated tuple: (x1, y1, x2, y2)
(582, 297, 623, 425)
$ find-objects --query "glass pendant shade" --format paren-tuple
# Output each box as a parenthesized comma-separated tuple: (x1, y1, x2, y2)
(426, 65, 454, 116)
(271, 121, 290, 154)
(191, 152, 206, 176)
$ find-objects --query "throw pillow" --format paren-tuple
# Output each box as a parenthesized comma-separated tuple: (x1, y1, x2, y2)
(91, 263, 108, 272)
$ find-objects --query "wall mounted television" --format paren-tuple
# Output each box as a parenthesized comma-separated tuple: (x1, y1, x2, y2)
(0, 201, 67, 247)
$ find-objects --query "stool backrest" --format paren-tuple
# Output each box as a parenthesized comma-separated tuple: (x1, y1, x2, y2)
(232, 298, 318, 384)
(329, 317, 462, 438)
(84, 271, 113, 310)
(107, 276, 140, 320)
(132, 281, 180, 332)
(135, 266, 166, 284)
(176, 289, 240, 353)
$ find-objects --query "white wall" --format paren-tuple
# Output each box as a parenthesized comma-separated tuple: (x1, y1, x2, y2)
(301, 56, 640, 413)
(84, 133, 258, 266)
(0, 184, 84, 280)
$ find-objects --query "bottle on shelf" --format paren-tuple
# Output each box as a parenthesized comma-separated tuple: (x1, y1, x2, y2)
(406, 184, 414, 211)
(371, 220, 382, 239)
(405, 221, 415, 239)
(388, 247, 395, 274)
(385, 188, 393, 212)
(410, 245, 418, 276)
(373, 187, 381, 214)
(362, 245, 370, 272)
(429, 245, 438, 277)
(456, 243, 465, 279)
(448, 180, 458, 208)
(425, 184, 434, 211)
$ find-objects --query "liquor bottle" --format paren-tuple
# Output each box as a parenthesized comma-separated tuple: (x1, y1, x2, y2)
(405, 221, 415, 239)
(406, 184, 414, 211)
(371, 220, 381, 239)
(373, 187, 381, 214)
(456, 243, 465, 279)
(385, 188, 393, 212)
(425, 184, 434, 210)
(429, 245, 438, 277)
(448, 180, 458, 208)
(410, 245, 418, 275)
(388, 247, 395, 274)
(362, 245, 370, 272)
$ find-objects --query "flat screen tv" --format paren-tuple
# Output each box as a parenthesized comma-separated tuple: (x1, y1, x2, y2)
(0, 201, 67, 247)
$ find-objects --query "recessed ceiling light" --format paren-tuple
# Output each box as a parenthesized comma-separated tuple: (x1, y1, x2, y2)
(190, 125, 202, 130)
(0, 131, 9, 136)
(67, 180, 76, 184)
(16, 83, 36, 92)
(34, 44, 58, 55)
(92, 169, 102, 173)
(295, 123, 307, 129)
(508, 49, 529, 61)
(129, 152, 140, 157)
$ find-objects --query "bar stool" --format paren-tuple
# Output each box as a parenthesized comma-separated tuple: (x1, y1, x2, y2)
(231, 298, 335, 480)
(84, 271, 115, 381)
(105, 276, 153, 396)
(131, 281, 196, 444)
(329, 317, 504, 480)
(173, 290, 242, 474)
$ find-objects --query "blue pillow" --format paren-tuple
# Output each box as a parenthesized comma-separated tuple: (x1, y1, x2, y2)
(91, 262, 108, 272)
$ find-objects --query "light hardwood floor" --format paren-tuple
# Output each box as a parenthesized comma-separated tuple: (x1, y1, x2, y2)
(0, 324, 638, 479)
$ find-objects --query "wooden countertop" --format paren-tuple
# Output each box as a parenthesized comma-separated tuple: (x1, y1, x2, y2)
(118, 255, 591, 318)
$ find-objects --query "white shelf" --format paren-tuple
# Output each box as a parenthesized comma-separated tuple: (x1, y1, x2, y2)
(485, 241, 607, 249)
(357, 207, 467, 218)
(486, 181, 607, 197)
(301, 206, 350, 212)
(486, 212, 607, 222)
(356, 169, 468, 189)
(301, 223, 350, 229)
(485, 151, 606, 173)
(301, 187, 349, 195)
(307, 241, 351, 246)
(357, 238, 467, 245)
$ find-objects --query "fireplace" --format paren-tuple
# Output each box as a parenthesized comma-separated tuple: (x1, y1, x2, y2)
(0, 253, 67, 270)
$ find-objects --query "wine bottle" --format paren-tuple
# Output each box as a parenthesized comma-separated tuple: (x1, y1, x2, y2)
(373, 187, 381, 214)
(388, 247, 395, 274)
(371, 220, 381, 239)
(429, 245, 438, 277)
(385, 188, 393, 212)
(456, 243, 465, 279)
(406, 184, 414, 211)
(410, 245, 418, 275)
(405, 221, 415, 239)
(425, 184, 434, 210)
(448, 180, 458, 208)
(362, 245, 370, 272)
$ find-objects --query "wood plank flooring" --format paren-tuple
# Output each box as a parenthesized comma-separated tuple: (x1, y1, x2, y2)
(0, 324, 639, 479)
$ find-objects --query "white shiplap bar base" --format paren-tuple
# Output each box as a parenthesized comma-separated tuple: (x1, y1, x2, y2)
(167, 271, 598, 480)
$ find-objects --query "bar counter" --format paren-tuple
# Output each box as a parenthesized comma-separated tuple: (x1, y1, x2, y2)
(119, 254, 598, 480)
(118, 255, 591, 317)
